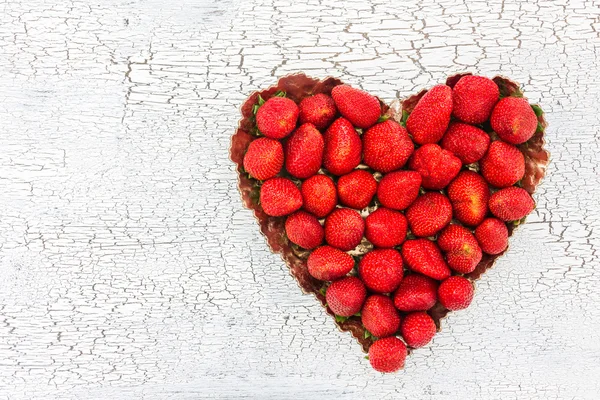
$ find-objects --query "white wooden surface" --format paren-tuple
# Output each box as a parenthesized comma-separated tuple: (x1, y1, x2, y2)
(0, 0, 599, 399)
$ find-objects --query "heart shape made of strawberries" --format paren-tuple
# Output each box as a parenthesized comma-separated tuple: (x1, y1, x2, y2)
(230, 73, 549, 373)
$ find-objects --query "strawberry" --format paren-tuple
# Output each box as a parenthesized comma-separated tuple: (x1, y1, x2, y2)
(406, 84, 453, 145)
(437, 224, 482, 274)
(440, 122, 491, 165)
(452, 75, 499, 124)
(474, 218, 509, 255)
(285, 211, 324, 250)
(438, 276, 474, 311)
(256, 96, 299, 139)
(326, 276, 366, 317)
(285, 123, 324, 179)
(368, 336, 407, 373)
(358, 249, 404, 293)
(330, 85, 381, 129)
(362, 120, 414, 173)
(490, 97, 538, 144)
(400, 312, 436, 348)
(393, 274, 438, 312)
(377, 170, 422, 211)
(307, 245, 355, 281)
(447, 171, 490, 226)
(243, 137, 284, 180)
(365, 208, 408, 248)
(488, 186, 535, 221)
(480, 140, 525, 188)
(401, 239, 451, 281)
(361, 295, 401, 338)
(405, 192, 452, 237)
(298, 93, 337, 130)
(323, 118, 362, 176)
(324, 208, 365, 251)
(260, 177, 302, 217)
(301, 174, 337, 218)
(409, 144, 461, 190)
(337, 170, 377, 209)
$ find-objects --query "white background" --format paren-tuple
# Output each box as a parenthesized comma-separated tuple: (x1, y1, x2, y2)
(1, 0, 599, 399)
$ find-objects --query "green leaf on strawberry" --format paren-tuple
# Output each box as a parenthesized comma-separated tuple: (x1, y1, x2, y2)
(401, 109, 410, 126)
(377, 114, 390, 123)
(531, 104, 544, 117)
(335, 315, 349, 323)
(510, 90, 524, 98)
(536, 122, 544, 133)
(319, 286, 327, 297)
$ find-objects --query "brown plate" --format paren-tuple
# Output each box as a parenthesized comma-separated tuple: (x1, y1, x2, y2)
(230, 73, 550, 353)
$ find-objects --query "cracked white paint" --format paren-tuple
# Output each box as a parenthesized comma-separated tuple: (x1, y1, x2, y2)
(0, 0, 599, 399)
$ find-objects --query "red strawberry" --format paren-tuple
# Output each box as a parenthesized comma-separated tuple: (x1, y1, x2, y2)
(260, 177, 302, 217)
(447, 171, 490, 226)
(437, 224, 482, 274)
(326, 276, 366, 317)
(256, 96, 299, 139)
(323, 118, 362, 176)
(393, 274, 438, 312)
(337, 170, 377, 209)
(405, 192, 452, 237)
(409, 144, 461, 190)
(406, 84, 453, 144)
(401, 239, 451, 281)
(285, 211, 324, 250)
(489, 186, 535, 221)
(480, 140, 525, 188)
(243, 137, 284, 180)
(358, 249, 404, 293)
(298, 93, 337, 130)
(440, 122, 491, 164)
(285, 123, 324, 179)
(324, 208, 365, 251)
(301, 174, 337, 218)
(400, 312, 436, 348)
(377, 170, 422, 211)
(361, 295, 401, 338)
(490, 97, 538, 144)
(452, 75, 499, 124)
(368, 336, 407, 373)
(330, 85, 381, 129)
(307, 245, 355, 281)
(362, 120, 414, 173)
(365, 208, 408, 248)
(438, 276, 474, 311)
(474, 218, 509, 255)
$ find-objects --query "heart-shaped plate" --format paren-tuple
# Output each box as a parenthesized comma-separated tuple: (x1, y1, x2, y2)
(230, 73, 549, 366)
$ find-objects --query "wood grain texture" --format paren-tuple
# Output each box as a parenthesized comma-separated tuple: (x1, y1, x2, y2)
(0, 0, 599, 399)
